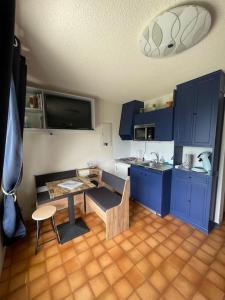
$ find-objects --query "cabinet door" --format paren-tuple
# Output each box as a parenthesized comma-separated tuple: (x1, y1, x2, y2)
(154, 108, 173, 141)
(119, 101, 143, 140)
(171, 171, 190, 218)
(146, 171, 162, 213)
(130, 166, 139, 200)
(192, 75, 220, 147)
(189, 175, 210, 228)
(174, 83, 195, 145)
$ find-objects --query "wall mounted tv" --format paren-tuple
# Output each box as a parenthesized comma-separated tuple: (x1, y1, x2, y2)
(44, 92, 95, 130)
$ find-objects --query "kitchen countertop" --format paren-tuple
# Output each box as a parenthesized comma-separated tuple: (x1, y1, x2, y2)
(116, 157, 173, 173)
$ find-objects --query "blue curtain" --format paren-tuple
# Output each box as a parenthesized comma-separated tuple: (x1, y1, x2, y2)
(1, 79, 26, 243)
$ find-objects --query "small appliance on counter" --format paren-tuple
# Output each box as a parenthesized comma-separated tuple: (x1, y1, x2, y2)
(183, 153, 194, 170)
(191, 151, 212, 175)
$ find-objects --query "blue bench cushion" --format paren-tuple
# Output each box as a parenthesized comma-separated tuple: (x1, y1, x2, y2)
(85, 187, 121, 212)
(37, 191, 50, 205)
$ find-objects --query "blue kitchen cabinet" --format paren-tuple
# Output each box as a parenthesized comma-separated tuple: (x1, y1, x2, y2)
(170, 169, 212, 233)
(119, 100, 144, 140)
(174, 70, 224, 147)
(134, 107, 173, 141)
(130, 165, 172, 216)
(174, 82, 195, 145)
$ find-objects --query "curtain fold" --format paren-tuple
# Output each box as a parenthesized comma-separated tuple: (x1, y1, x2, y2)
(0, 0, 16, 183)
(0, 13, 27, 243)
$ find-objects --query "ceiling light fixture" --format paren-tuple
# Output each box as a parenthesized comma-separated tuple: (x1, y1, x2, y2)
(139, 5, 211, 58)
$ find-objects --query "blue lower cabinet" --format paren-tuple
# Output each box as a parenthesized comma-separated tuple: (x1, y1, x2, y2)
(130, 165, 172, 217)
(170, 169, 212, 233)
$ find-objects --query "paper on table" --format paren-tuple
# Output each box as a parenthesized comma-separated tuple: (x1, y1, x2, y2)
(57, 180, 83, 190)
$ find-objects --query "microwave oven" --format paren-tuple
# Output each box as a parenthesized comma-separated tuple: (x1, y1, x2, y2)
(134, 124, 155, 141)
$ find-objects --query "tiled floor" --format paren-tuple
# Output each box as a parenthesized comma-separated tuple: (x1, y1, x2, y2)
(1, 201, 225, 299)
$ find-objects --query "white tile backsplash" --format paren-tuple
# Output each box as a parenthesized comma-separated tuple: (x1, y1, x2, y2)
(130, 141, 174, 164)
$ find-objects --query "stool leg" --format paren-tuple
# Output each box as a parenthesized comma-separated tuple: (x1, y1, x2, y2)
(35, 221, 40, 255)
(51, 216, 60, 243)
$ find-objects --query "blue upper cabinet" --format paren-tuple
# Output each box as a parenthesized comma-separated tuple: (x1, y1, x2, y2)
(119, 100, 144, 140)
(174, 70, 224, 147)
(134, 107, 174, 141)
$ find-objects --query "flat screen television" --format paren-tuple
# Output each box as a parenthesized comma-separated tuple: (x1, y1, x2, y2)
(44, 93, 94, 130)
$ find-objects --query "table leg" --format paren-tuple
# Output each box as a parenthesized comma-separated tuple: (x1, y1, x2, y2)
(68, 194, 75, 225)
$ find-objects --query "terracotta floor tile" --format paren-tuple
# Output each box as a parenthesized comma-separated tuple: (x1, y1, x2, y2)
(77, 249, 93, 266)
(136, 230, 149, 240)
(148, 251, 163, 268)
(120, 240, 134, 251)
(188, 256, 209, 274)
(29, 252, 45, 266)
(73, 283, 94, 299)
(163, 239, 178, 251)
(152, 231, 166, 243)
(166, 253, 185, 271)
(181, 264, 202, 285)
(64, 256, 81, 274)
(137, 281, 159, 300)
(113, 278, 133, 298)
(155, 244, 171, 259)
(45, 254, 62, 272)
(29, 274, 49, 299)
(9, 271, 27, 292)
(103, 263, 123, 285)
(211, 260, 225, 278)
(195, 248, 215, 264)
(97, 287, 118, 300)
(85, 260, 101, 278)
(108, 245, 124, 260)
(149, 270, 168, 293)
(86, 235, 99, 247)
(89, 273, 109, 297)
(170, 234, 183, 244)
(175, 246, 191, 261)
(0, 280, 9, 298)
(158, 261, 179, 282)
(199, 278, 224, 300)
(28, 262, 45, 282)
(186, 236, 202, 247)
(163, 286, 186, 300)
(51, 279, 71, 300)
(127, 248, 144, 263)
(73, 240, 89, 254)
(98, 253, 113, 269)
(68, 268, 86, 291)
(45, 244, 59, 258)
(48, 265, 66, 286)
(127, 291, 141, 300)
(32, 290, 52, 300)
(201, 243, 218, 256)
(61, 247, 76, 263)
(181, 240, 197, 254)
(92, 244, 105, 258)
(145, 237, 159, 248)
(206, 269, 225, 291)
(172, 273, 197, 298)
(125, 266, 145, 288)
(11, 259, 28, 277)
(136, 258, 155, 278)
(117, 255, 134, 274)
(136, 241, 152, 256)
(192, 291, 208, 300)
(129, 234, 142, 245)
(103, 239, 116, 250)
(7, 285, 28, 300)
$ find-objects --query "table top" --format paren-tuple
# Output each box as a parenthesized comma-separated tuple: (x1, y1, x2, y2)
(46, 176, 96, 199)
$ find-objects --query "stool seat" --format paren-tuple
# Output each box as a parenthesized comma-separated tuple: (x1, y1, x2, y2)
(32, 205, 56, 221)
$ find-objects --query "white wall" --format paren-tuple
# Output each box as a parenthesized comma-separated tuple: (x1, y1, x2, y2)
(18, 99, 130, 219)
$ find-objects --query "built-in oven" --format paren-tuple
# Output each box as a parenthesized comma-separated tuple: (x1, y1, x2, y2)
(134, 124, 155, 141)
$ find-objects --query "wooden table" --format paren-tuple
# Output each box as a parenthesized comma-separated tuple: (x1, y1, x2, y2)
(46, 176, 95, 244)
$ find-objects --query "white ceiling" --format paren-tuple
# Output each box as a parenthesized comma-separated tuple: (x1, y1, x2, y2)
(16, 0, 225, 103)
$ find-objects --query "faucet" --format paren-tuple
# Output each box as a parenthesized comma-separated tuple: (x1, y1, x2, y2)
(150, 152, 159, 164)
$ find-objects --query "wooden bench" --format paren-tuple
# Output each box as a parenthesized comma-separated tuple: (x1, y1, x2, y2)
(85, 171, 130, 239)
(35, 169, 80, 210)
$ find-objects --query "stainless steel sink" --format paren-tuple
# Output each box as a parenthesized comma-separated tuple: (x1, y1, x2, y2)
(138, 161, 173, 171)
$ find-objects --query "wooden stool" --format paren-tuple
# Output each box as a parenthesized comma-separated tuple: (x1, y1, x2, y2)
(32, 205, 59, 254)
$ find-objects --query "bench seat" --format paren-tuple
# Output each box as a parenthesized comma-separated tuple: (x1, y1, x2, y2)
(85, 187, 121, 212)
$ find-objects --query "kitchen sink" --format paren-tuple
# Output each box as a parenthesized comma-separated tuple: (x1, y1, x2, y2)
(138, 161, 173, 171)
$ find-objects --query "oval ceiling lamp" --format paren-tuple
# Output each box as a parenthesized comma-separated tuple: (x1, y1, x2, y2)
(139, 5, 211, 58)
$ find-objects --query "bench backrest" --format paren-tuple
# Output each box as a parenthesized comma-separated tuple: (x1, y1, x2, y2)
(102, 171, 125, 195)
(35, 169, 77, 187)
